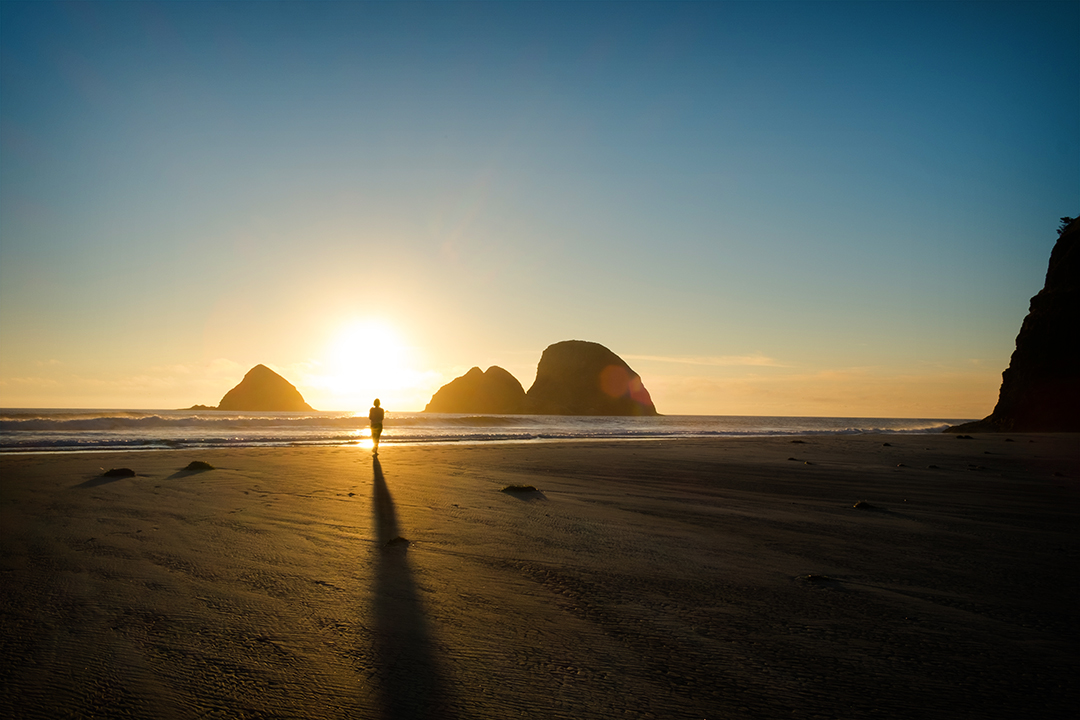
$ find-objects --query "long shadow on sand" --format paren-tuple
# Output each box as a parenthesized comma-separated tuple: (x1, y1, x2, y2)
(73, 476, 125, 489)
(73, 472, 132, 489)
(370, 457, 455, 719)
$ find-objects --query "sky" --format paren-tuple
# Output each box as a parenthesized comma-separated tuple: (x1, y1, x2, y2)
(1, 0, 1077, 416)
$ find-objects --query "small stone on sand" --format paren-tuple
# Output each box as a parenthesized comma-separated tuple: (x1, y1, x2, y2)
(803, 574, 836, 584)
(502, 485, 539, 493)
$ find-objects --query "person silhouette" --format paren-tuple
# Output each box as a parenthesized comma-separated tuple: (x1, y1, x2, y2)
(369, 398, 385, 454)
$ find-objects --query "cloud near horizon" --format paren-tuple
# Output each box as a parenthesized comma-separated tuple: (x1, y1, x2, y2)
(0, 358, 256, 409)
(644, 365, 1002, 419)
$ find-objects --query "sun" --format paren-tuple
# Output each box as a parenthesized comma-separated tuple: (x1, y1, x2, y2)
(330, 320, 404, 375)
(318, 319, 417, 410)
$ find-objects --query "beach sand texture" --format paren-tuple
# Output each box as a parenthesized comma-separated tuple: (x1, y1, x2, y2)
(1, 434, 1077, 719)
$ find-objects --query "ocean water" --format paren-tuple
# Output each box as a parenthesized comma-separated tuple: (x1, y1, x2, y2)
(0, 409, 972, 454)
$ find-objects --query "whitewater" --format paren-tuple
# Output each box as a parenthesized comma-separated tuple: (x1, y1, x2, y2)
(0, 409, 972, 454)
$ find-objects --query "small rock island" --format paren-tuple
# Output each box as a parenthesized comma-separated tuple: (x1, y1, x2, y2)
(191, 364, 314, 412)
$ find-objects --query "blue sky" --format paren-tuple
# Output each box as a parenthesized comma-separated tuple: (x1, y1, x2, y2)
(1, 1, 1077, 414)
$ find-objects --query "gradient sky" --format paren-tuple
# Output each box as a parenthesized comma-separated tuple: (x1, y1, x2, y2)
(2, 0, 1077, 416)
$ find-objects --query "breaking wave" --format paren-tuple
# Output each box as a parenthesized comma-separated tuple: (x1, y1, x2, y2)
(0, 408, 968, 453)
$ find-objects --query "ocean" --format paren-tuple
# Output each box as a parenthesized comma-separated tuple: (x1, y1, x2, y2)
(0, 409, 972, 454)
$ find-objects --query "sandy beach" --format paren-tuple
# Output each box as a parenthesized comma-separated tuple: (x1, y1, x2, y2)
(1, 434, 1077, 719)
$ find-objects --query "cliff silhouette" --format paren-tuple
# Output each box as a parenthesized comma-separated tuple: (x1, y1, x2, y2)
(424, 340, 658, 416)
(948, 217, 1079, 432)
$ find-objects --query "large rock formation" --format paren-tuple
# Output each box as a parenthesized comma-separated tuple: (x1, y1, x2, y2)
(216, 365, 314, 412)
(424, 366, 528, 414)
(422, 341, 659, 416)
(526, 340, 658, 416)
(947, 217, 1079, 432)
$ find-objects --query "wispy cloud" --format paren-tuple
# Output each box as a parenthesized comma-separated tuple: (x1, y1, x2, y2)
(0, 376, 61, 388)
(625, 354, 790, 368)
(154, 358, 246, 379)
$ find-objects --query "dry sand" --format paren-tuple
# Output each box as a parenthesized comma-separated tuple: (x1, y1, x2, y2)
(1, 434, 1077, 719)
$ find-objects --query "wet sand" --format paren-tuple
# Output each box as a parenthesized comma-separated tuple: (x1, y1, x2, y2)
(1, 434, 1078, 719)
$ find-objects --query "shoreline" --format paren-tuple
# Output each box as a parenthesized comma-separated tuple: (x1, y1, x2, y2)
(0, 430, 962, 456)
(2, 434, 1077, 718)
(0, 428, 979, 457)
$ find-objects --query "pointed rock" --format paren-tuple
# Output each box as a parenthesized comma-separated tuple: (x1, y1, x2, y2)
(217, 365, 314, 412)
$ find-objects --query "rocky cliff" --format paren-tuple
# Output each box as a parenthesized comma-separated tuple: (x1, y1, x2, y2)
(424, 366, 528, 414)
(216, 365, 314, 412)
(526, 340, 658, 416)
(947, 217, 1079, 432)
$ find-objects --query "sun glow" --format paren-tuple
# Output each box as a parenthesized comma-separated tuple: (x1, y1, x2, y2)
(313, 319, 424, 411)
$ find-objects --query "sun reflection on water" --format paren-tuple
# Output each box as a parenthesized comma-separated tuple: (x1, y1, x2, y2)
(350, 427, 374, 450)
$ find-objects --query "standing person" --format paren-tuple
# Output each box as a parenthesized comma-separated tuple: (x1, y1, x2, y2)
(368, 398, 385, 454)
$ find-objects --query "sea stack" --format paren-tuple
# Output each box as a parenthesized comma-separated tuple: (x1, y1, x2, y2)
(947, 217, 1079, 432)
(526, 340, 658, 416)
(425, 366, 528, 414)
(216, 365, 314, 412)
